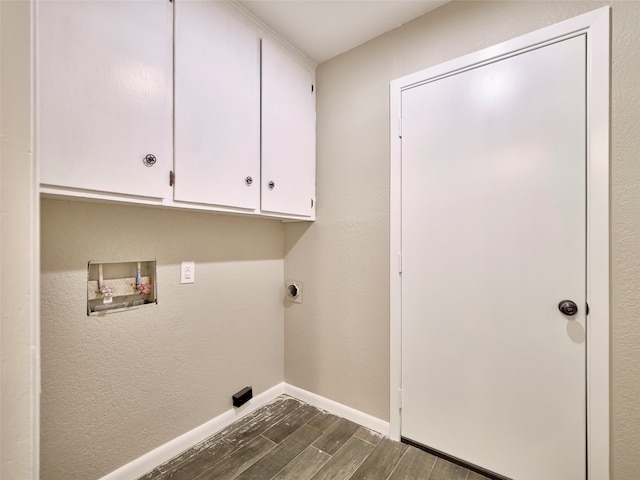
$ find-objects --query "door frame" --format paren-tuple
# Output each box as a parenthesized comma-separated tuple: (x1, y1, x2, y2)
(389, 7, 610, 479)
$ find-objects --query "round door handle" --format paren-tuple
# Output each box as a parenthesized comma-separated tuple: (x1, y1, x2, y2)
(558, 300, 578, 316)
(268, 181, 275, 190)
(245, 176, 253, 186)
(143, 154, 157, 167)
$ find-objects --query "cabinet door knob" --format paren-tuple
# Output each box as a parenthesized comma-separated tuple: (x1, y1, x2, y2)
(268, 181, 275, 190)
(143, 154, 157, 167)
(245, 176, 253, 186)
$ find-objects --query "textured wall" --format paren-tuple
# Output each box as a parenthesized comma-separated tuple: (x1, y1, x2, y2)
(0, 1, 37, 479)
(285, 1, 640, 479)
(610, 1, 640, 478)
(40, 199, 285, 479)
(10, 1, 640, 479)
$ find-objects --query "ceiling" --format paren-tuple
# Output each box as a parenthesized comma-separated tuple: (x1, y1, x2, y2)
(237, 0, 449, 65)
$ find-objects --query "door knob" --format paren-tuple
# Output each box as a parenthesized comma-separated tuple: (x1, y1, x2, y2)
(143, 153, 157, 167)
(558, 300, 578, 316)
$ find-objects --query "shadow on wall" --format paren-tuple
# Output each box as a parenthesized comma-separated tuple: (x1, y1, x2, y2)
(284, 220, 313, 256)
(40, 198, 285, 274)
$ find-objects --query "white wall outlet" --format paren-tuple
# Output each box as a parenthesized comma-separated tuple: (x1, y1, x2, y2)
(285, 280, 302, 303)
(181, 261, 195, 284)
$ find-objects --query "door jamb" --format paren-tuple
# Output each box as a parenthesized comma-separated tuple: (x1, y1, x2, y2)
(389, 7, 610, 479)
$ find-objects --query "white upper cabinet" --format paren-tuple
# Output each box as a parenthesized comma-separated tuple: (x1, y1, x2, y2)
(261, 39, 316, 218)
(174, 1, 260, 211)
(36, 0, 315, 220)
(36, 0, 173, 202)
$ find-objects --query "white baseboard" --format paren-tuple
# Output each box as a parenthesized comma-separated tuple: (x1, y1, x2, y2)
(283, 384, 390, 437)
(99, 382, 286, 480)
(99, 382, 389, 480)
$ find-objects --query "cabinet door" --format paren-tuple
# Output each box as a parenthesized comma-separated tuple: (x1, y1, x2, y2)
(37, 0, 173, 201)
(174, 1, 260, 210)
(261, 39, 316, 218)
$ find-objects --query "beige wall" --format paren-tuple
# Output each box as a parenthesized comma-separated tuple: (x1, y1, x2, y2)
(40, 200, 285, 479)
(4, 1, 640, 479)
(1, 0, 37, 479)
(284, 1, 640, 479)
(610, 2, 640, 477)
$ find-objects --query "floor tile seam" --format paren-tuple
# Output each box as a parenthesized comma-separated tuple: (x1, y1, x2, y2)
(155, 428, 234, 477)
(197, 436, 246, 470)
(155, 467, 171, 480)
(266, 444, 329, 480)
(354, 439, 411, 480)
(424, 452, 438, 480)
(383, 446, 411, 480)
(301, 410, 323, 430)
(220, 404, 305, 457)
(259, 402, 309, 440)
(282, 422, 328, 451)
(263, 409, 323, 444)
(148, 401, 304, 479)
(303, 413, 339, 436)
(234, 400, 305, 435)
(325, 435, 375, 479)
(303, 418, 327, 436)
(190, 463, 214, 480)
(259, 433, 280, 447)
(307, 447, 333, 479)
(345, 449, 375, 479)
(356, 430, 384, 447)
(279, 408, 323, 438)
(191, 432, 279, 480)
(314, 424, 363, 454)
(210, 413, 268, 443)
(201, 419, 246, 446)
(228, 435, 279, 480)
(227, 397, 304, 435)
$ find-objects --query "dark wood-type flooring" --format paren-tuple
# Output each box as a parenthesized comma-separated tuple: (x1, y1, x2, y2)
(138, 395, 491, 480)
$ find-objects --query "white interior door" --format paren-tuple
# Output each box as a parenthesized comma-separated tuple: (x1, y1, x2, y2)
(401, 35, 587, 480)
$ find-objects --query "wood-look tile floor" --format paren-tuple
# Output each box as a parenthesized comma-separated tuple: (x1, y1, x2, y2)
(138, 395, 491, 480)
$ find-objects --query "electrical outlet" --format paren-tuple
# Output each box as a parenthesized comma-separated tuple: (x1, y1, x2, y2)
(181, 261, 195, 284)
